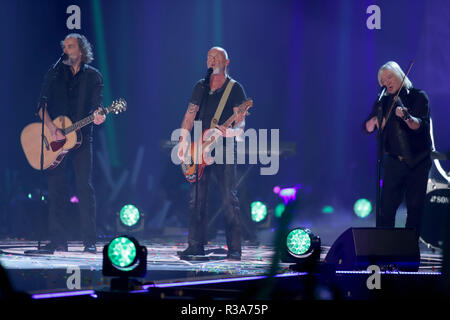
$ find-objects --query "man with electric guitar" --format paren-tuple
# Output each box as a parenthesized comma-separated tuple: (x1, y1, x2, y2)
(177, 47, 250, 261)
(24, 34, 107, 254)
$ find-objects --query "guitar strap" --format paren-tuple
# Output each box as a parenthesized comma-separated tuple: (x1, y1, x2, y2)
(210, 78, 236, 129)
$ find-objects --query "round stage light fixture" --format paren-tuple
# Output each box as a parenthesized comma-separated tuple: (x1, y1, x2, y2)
(107, 236, 137, 270)
(282, 228, 321, 269)
(102, 236, 147, 279)
(119, 204, 141, 227)
(353, 198, 372, 218)
(286, 228, 312, 257)
(251, 201, 268, 222)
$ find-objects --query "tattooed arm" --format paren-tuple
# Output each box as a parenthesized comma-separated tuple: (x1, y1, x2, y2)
(181, 103, 199, 133)
(178, 103, 199, 162)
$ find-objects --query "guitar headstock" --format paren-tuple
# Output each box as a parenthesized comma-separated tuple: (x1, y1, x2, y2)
(233, 99, 253, 123)
(107, 98, 127, 115)
(236, 99, 253, 114)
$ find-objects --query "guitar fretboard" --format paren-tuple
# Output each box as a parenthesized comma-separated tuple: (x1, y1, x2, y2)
(62, 110, 107, 135)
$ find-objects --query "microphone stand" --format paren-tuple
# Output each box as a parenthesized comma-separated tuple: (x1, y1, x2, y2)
(192, 69, 212, 250)
(375, 98, 384, 226)
(35, 56, 65, 250)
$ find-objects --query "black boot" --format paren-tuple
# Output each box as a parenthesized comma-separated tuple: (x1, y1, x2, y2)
(177, 245, 205, 256)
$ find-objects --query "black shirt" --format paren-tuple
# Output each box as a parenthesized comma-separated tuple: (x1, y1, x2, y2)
(42, 63, 103, 136)
(364, 87, 432, 167)
(190, 77, 247, 154)
(190, 76, 247, 129)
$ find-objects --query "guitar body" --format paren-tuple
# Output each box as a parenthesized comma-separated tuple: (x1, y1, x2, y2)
(20, 98, 126, 171)
(180, 98, 253, 183)
(20, 116, 81, 170)
(181, 139, 207, 183)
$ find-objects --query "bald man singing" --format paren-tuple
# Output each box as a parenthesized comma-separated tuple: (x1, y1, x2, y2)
(177, 47, 248, 260)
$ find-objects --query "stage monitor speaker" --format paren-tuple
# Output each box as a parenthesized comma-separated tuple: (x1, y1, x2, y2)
(324, 228, 420, 271)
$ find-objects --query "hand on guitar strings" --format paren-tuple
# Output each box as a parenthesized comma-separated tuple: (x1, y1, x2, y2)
(51, 128, 66, 142)
(93, 107, 106, 125)
(178, 136, 189, 163)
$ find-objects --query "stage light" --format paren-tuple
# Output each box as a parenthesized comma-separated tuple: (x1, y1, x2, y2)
(286, 228, 311, 256)
(117, 204, 144, 234)
(108, 237, 137, 270)
(119, 204, 140, 227)
(274, 203, 285, 218)
(322, 206, 334, 214)
(28, 193, 32, 200)
(251, 201, 268, 222)
(353, 198, 372, 218)
(279, 187, 297, 204)
(102, 236, 147, 279)
(281, 228, 321, 269)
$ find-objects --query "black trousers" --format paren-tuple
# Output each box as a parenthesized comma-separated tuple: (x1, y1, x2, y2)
(378, 155, 431, 236)
(188, 164, 242, 253)
(47, 135, 96, 245)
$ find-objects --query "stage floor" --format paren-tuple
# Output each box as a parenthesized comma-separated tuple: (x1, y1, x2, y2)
(0, 239, 298, 294)
(0, 237, 443, 299)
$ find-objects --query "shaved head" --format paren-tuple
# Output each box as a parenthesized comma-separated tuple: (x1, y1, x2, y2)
(209, 46, 229, 60)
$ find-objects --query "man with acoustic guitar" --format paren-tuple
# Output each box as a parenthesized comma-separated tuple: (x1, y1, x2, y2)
(29, 34, 105, 254)
(177, 47, 248, 260)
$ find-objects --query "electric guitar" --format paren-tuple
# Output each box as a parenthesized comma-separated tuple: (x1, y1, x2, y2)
(181, 99, 253, 182)
(20, 98, 127, 170)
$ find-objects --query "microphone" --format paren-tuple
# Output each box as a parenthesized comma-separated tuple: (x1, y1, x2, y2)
(377, 86, 387, 102)
(53, 53, 68, 69)
(204, 68, 213, 88)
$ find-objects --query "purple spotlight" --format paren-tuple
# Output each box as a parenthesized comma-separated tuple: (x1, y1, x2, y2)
(273, 186, 281, 194)
(70, 196, 79, 204)
(279, 187, 297, 204)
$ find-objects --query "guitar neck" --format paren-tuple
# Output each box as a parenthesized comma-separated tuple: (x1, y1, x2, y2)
(62, 109, 107, 135)
(220, 101, 251, 129)
(221, 113, 238, 129)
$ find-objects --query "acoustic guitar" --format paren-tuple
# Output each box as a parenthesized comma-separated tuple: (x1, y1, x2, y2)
(20, 98, 126, 170)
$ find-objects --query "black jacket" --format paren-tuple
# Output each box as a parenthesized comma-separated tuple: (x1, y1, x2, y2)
(364, 87, 432, 167)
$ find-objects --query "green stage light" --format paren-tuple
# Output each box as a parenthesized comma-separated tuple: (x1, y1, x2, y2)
(322, 206, 334, 214)
(274, 203, 285, 218)
(103, 236, 147, 279)
(282, 228, 321, 269)
(251, 201, 268, 222)
(119, 204, 140, 227)
(108, 236, 137, 270)
(353, 198, 372, 218)
(286, 228, 312, 256)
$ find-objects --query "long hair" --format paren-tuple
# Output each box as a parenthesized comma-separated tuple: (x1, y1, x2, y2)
(377, 61, 413, 90)
(61, 33, 94, 64)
